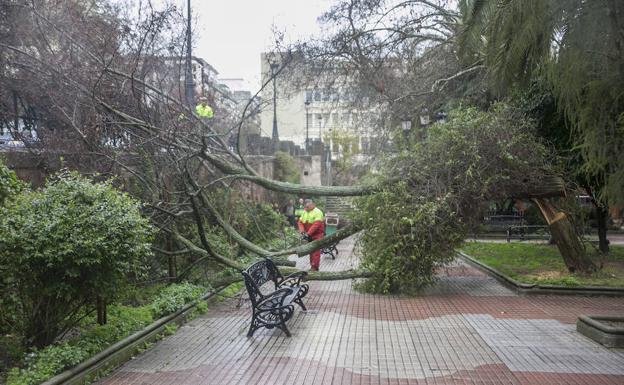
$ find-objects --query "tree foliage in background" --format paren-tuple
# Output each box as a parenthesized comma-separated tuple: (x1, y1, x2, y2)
(459, 0, 624, 206)
(0, 159, 25, 206)
(0, 173, 154, 347)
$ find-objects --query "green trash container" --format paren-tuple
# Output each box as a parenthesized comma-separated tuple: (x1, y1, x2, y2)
(325, 213, 339, 236)
(323, 213, 340, 259)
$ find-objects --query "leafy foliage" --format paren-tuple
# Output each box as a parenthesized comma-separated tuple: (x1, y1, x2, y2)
(273, 151, 302, 204)
(149, 282, 207, 318)
(354, 104, 557, 293)
(354, 183, 464, 293)
(459, 0, 624, 205)
(6, 305, 154, 385)
(0, 173, 154, 347)
(0, 160, 25, 207)
(5, 281, 210, 385)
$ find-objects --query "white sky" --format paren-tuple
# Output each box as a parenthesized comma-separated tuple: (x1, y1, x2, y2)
(192, 0, 334, 91)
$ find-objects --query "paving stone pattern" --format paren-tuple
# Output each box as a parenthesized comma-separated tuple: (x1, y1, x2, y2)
(98, 239, 624, 385)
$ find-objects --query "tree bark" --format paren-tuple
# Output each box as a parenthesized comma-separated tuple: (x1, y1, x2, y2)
(199, 152, 378, 196)
(532, 198, 596, 273)
(596, 204, 610, 254)
(166, 235, 177, 281)
(96, 296, 106, 325)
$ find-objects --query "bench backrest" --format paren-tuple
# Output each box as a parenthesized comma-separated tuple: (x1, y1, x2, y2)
(242, 258, 282, 306)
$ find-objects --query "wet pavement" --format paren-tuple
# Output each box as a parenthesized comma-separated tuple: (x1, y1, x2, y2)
(97, 238, 624, 385)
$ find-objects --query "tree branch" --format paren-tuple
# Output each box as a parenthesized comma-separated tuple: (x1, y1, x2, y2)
(199, 151, 379, 196)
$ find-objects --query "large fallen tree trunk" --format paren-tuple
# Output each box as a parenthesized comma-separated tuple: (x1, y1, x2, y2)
(199, 152, 378, 196)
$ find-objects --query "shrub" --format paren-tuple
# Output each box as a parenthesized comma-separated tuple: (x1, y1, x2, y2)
(0, 173, 154, 347)
(5, 282, 212, 385)
(6, 305, 153, 385)
(149, 282, 207, 318)
(0, 159, 26, 206)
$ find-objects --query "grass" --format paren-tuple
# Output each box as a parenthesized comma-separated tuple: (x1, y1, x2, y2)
(460, 242, 624, 287)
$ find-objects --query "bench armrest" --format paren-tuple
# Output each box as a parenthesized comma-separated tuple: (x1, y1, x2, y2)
(279, 271, 308, 288)
(257, 287, 298, 309)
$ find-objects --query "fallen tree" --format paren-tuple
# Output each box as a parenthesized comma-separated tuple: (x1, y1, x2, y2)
(0, 1, 591, 297)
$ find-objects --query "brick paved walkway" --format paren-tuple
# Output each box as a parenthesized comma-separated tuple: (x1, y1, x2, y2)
(98, 238, 624, 385)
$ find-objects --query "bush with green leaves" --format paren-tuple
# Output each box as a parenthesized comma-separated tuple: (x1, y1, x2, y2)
(5, 281, 212, 385)
(149, 282, 207, 317)
(0, 173, 154, 347)
(6, 305, 154, 385)
(0, 159, 25, 207)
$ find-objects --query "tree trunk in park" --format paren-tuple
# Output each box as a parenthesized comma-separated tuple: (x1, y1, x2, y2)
(596, 204, 610, 254)
(167, 236, 177, 281)
(532, 198, 596, 273)
(97, 296, 107, 325)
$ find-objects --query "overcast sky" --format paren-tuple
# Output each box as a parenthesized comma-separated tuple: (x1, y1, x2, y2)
(191, 0, 334, 91)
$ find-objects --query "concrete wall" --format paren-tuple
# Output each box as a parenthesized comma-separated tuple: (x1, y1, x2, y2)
(295, 155, 322, 187)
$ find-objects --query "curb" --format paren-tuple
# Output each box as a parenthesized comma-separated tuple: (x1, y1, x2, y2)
(41, 283, 237, 385)
(577, 315, 624, 348)
(457, 251, 624, 297)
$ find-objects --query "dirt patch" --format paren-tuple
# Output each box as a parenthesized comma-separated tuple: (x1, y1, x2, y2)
(525, 270, 567, 280)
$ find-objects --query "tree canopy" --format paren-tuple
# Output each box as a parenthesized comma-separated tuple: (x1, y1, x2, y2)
(459, 0, 624, 206)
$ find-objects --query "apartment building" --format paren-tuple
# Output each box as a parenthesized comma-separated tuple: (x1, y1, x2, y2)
(259, 53, 385, 159)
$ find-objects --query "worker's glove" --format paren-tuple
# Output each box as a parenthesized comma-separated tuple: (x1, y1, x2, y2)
(301, 233, 313, 242)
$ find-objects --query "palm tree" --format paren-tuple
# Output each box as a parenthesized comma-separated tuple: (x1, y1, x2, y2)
(459, 0, 624, 206)
(458, 0, 624, 270)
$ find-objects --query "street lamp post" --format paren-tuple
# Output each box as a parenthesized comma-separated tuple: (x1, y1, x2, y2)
(317, 114, 323, 142)
(304, 100, 310, 154)
(270, 62, 279, 151)
(184, 0, 194, 108)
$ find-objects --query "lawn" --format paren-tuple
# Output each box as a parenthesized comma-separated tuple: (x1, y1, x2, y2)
(460, 242, 624, 287)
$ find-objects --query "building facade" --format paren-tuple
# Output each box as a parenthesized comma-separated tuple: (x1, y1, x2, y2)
(259, 53, 385, 159)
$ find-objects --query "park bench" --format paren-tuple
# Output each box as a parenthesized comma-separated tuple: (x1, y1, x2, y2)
(241, 258, 309, 337)
(506, 225, 551, 242)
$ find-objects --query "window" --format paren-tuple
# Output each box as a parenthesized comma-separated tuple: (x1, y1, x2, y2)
(314, 90, 321, 102)
(305, 90, 313, 103)
(322, 90, 330, 102)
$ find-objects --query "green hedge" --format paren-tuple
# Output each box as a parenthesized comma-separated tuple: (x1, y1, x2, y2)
(7, 282, 208, 385)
